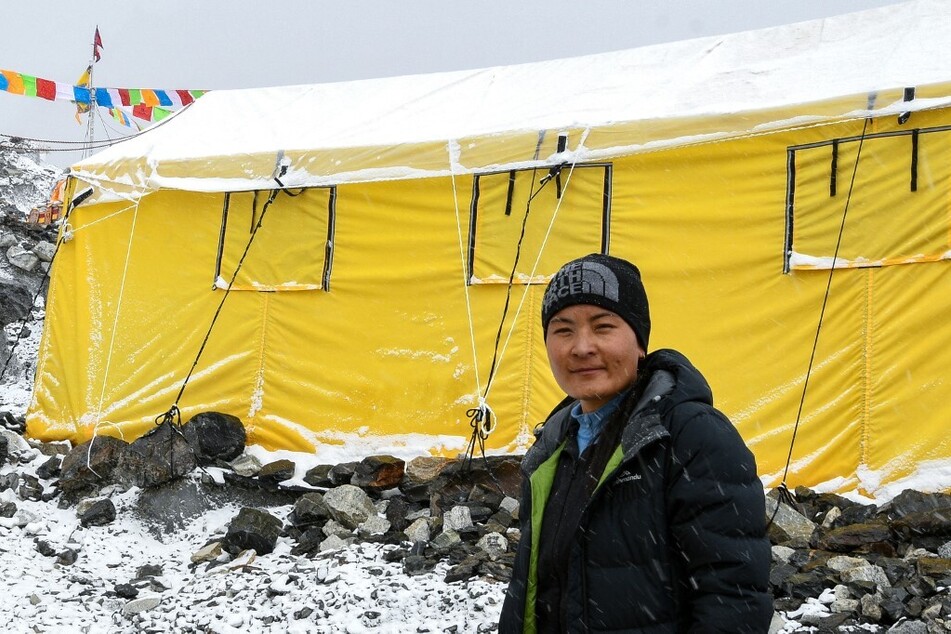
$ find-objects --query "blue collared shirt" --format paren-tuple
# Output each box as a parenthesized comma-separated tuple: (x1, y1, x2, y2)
(570, 391, 627, 455)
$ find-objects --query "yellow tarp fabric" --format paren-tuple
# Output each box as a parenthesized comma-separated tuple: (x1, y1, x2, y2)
(28, 107, 951, 494)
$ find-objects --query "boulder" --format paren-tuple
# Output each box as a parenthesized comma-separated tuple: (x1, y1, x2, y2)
(290, 492, 331, 527)
(78, 498, 116, 527)
(181, 412, 246, 463)
(323, 484, 377, 529)
(115, 421, 197, 489)
(351, 455, 405, 491)
(59, 435, 129, 497)
(223, 507, 282, 555)
(258, 459, 296, 484)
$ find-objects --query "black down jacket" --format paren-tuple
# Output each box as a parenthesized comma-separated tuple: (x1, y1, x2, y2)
(499, 349, 772, 633)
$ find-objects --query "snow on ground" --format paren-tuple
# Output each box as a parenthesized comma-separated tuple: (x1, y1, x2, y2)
(0, 463, 503, 633)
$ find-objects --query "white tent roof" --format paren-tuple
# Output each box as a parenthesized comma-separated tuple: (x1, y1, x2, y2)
(72, 0, 951, 195)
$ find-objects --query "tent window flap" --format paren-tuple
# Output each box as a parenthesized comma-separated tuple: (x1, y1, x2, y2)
(467, 163, 612, 284)
(214, 187, 335, 291)
(785, 126, 951, 272)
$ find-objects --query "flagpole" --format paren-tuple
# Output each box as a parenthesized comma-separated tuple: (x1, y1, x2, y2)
(83, 26, 99, 158)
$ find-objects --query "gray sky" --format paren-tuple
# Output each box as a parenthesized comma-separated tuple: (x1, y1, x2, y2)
(2, 0, 901, 167)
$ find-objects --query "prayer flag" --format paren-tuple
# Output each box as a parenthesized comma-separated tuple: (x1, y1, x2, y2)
(22, 74, 37, 97)
(93, 27, 103, 62)
(36, 78, 56, 101)
(141, 89, 159, 107)
(94, 87, 112, 108)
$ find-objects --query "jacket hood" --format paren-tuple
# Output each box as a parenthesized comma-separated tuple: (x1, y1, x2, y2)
(641, 348, 714, 415)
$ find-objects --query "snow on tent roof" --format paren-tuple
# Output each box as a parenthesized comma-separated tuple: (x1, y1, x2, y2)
(72, 0, 951, 195)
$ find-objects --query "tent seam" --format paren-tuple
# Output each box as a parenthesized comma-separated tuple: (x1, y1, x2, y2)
(861, 268, 874, 468)
(247, 292, 270, 434)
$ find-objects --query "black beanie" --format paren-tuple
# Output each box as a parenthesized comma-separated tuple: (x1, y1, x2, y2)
(541, 253, 651, 350)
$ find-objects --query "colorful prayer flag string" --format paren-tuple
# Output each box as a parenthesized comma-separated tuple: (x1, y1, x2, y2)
(0, 67, 205, 123)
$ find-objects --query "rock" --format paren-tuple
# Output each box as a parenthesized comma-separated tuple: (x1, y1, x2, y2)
(879, 490, 951, 521)
(319, 534, 350, 552)
(57, 548, 78, 566)
(0, 500, 16, 517)
(58, 435, 128, 497)
(816, 522, 893, 553)
(765, 496, 817, 544)
(467, 482, 505, 509)
(181, 412, 246, 463)
(445, 556, 481, 583)
(303, 464, 333, 488)
(429, 457, 522, 517)
(323, 484, 377, 529)
(258, 459, 295, 484)
(401, 456, 453, 502)
(322, 519, 352, 539)
(825, 555, 868, 572)
(351, 455, 405, 491)
(0, 433, 7, 465)
(35, 455, 61, 480)
(115, 421, 198, 489)
(0, 280, 33, 326)
(31, 240, 55, 262)
(290, 492, 331, 527)
(230, 453, 262, 477)
(18, 474, 43, 501)
(404, 517, 431, 544)
(291, 527, 325, 556)
(431, 529, 462, 553)
(191, 541, 223, 564)
(78, 498, 116, 527)
(6, 244, 39, 272)
(114, 583, 139, 599)
(403, 554, 435, 576)
(327, 462, 358, 486)
(772, 545, 796, 564)
(357, 515, 391, 538)
(223, 507, 283, 555)
(122, 595, 161, 616)
(444, 505, 474, 532)
(0, 471, 20, 492)
(33, 440, 71, 457)
(499, 496, 519, 519)
(1, 425, 30, 454)
(860, 591, 884, 621)
(207, 549, 257, 574)
(476, 532, 508, 561)
(384, 495, 411, 533)
(916, 557, 951, 577)
(892, 510, 951, 539)
(840, 564, 891, 589)
(35, 539, 56, 557)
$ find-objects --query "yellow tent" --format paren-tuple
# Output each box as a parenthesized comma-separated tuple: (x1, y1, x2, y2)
(28, 0, 951, 495)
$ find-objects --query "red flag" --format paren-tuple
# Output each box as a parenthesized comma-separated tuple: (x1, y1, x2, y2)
(93, 27, 103, 62)
(36, 78, 56, 101)
(132, 104, 152, 121)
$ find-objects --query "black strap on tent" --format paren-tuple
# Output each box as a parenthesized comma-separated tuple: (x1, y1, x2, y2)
(910, 129, 919, 192)
(829, 139, 838, 197)
(898, 86, 916, 125)
(768, 117, 871, 527)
